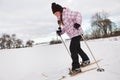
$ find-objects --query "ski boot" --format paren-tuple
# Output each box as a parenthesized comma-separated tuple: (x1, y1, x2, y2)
(69, 68, 82, 75)
(81, 60, 90, 67)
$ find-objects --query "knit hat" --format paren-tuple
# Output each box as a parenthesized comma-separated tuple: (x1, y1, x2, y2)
(51, 3, 63, 14)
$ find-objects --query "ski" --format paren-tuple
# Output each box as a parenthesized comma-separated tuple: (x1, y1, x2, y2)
(59, 59, 102, 80)
(80, 59, 102, 68)
(59, 67, 97, 80)
(69, 67, 97, 76)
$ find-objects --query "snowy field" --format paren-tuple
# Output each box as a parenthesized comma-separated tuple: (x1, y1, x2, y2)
(0, 36, 120, 80)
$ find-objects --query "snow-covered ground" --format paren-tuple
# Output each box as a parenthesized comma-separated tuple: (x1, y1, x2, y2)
(0, 36, 120, 80)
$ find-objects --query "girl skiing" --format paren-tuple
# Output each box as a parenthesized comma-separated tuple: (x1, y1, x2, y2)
(51, 3, 90, 73)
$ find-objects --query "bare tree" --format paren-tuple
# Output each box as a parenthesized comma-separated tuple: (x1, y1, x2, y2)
(91, 11, 114, 37)
(15, 39, 23, 48)
(26, 40, 34, 47)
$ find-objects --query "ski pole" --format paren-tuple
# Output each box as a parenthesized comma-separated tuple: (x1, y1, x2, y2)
(57, 24, 71, 57)
(59, 35, 71, 57)
(81, 35, 104, 72)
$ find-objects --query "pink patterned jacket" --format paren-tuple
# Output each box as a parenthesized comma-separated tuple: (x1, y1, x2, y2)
(61, 8, 83, 38)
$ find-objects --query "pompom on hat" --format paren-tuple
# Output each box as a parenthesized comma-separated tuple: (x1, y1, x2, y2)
(51, 3, 63, 14)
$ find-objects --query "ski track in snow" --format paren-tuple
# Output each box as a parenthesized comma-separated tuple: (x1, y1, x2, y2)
(0, 36, 120, 80)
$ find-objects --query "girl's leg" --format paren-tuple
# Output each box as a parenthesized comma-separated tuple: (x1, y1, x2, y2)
(70, 37, 80, 70)
(77, 36, 90, 61)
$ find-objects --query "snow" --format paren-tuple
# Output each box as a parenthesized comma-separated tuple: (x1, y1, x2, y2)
(0, 36, 120, 80)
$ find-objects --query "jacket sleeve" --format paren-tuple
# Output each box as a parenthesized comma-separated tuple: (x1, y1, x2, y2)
(71, 11, 82, 25)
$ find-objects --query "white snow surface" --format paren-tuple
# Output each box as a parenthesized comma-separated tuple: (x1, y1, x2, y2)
(0, 36, 120, 80)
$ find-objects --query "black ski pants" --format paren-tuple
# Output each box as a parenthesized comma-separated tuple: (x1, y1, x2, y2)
(70, 35, 89, 70)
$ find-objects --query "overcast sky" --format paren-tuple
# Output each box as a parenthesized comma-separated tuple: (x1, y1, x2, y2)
(0, 0, 120, 42)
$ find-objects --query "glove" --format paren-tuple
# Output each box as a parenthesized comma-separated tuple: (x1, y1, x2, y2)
(56, 30, 62, 36)
(74, 23, 81, 30)
(56, 27, 62, 36)
(58, 27, 61, 30)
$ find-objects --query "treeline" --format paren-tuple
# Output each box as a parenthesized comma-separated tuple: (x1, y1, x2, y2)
(49, 39, 62, 45)
(0, 34, 34, 50)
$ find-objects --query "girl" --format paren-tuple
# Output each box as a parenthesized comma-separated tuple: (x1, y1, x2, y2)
(51, 3, 90, 73)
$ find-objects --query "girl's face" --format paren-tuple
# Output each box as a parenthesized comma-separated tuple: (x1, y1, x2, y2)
(54, 11, 61, 20)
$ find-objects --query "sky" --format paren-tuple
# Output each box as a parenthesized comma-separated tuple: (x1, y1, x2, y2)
(0, 0, 120, 42)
